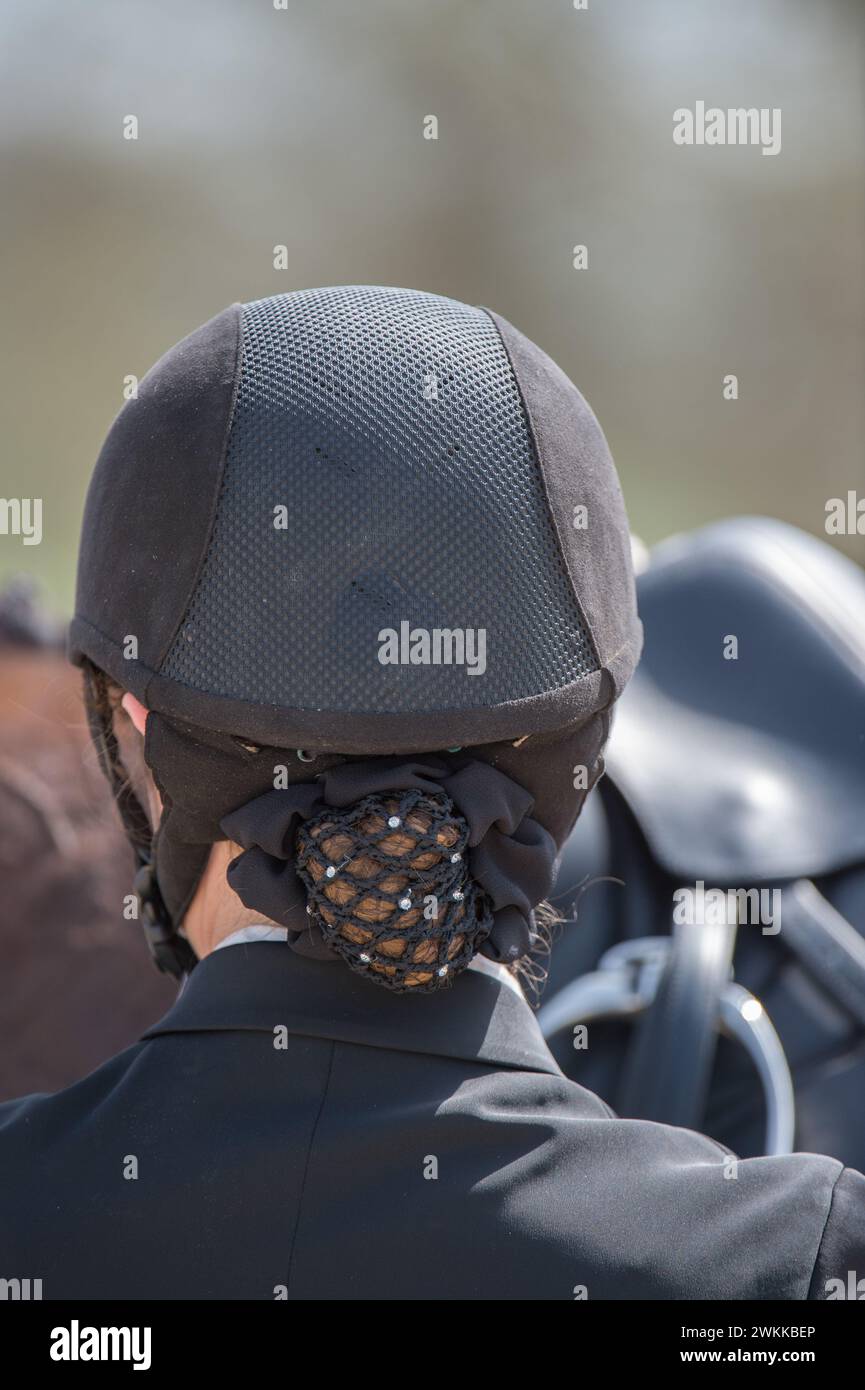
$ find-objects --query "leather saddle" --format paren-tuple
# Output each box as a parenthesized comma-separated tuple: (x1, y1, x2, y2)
(542, 518, 865, 1166)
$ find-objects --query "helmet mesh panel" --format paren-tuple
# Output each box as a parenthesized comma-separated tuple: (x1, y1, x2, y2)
(161, 286, 597, 710)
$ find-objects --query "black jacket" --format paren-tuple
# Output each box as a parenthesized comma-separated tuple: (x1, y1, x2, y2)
(1, 941, 863, 1300)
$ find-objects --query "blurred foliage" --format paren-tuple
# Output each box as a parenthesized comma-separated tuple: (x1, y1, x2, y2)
(1, 0, 863, 610)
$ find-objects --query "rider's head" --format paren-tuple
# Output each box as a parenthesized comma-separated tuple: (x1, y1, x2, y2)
(71, 286, 641, 992)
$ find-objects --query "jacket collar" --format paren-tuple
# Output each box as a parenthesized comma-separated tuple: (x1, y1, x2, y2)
(142, 941, 562, 1077)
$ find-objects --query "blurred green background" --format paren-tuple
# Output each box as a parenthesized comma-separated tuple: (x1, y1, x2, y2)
(1, 0, 863, 610)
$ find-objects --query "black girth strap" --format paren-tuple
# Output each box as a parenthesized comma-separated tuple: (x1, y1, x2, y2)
(617, 915, 737, 1130)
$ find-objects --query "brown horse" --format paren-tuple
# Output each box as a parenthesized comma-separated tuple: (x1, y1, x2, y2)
(0, 579, 173, 1100)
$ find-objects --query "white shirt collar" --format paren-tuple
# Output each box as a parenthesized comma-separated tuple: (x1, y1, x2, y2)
(211, 922, 524, 997)
(213, 924, 291, 952)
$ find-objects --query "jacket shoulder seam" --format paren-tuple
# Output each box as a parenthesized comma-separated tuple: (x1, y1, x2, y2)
(806, 1163, 846, 1300)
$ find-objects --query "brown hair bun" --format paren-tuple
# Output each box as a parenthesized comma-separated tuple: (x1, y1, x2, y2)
(294, 788, 493, 992)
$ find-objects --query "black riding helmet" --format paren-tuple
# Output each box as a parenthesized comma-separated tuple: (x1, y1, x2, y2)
(69, 286, 641, 978)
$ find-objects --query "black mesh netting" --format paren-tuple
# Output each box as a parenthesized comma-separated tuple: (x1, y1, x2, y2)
(160, 286, 597, 710)
(294, 788, 493, 992)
